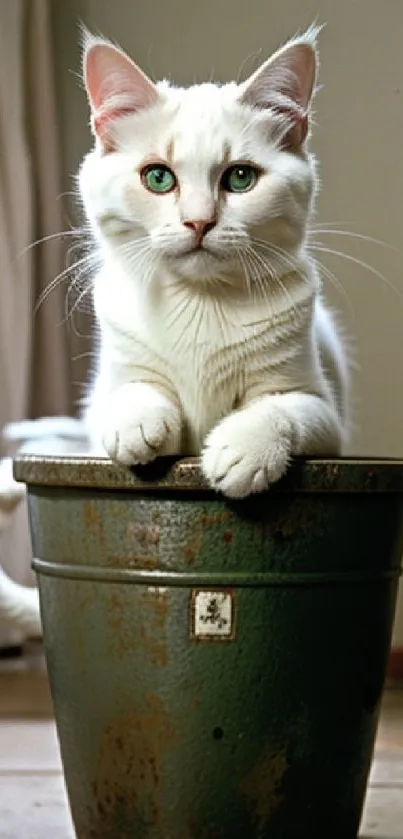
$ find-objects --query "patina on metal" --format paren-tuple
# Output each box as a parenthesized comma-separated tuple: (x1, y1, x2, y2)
(14, 455, 403, 839)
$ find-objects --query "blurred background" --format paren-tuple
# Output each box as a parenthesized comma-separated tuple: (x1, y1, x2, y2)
(0, 0, 403, 651)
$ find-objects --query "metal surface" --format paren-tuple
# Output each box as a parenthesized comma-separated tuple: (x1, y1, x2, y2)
(14, 453, 403, 492)
(16, 455, 403, 839)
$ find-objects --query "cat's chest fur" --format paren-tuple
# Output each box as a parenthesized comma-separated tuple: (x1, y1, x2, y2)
(95, 263, 314, 449)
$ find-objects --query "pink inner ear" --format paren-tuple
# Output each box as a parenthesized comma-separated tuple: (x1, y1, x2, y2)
(240, 40, 316, 150)
(92, 106, 140, 149)
(241, 41, 316, 113)
(84, 42, 158, 146)
(285, 44, 316, 108)
(277, 110, 309, 150)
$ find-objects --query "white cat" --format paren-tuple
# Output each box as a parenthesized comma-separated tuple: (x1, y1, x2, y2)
(81, 24, 349, 499)
(0, 25, 350, 639)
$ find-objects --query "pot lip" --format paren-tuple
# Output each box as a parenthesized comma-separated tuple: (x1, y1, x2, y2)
(12, 454, 403, 493)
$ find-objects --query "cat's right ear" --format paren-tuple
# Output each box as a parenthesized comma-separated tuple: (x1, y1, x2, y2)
(83, 35, 158, 151)
(238, 25, 320, 149)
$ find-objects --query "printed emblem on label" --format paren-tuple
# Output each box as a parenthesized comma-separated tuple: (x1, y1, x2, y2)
(191, 590, 235, 640)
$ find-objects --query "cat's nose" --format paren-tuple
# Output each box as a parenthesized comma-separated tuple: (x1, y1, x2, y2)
(183, 218, 217, 245)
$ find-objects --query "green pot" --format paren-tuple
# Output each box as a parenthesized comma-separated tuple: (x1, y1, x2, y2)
(15, 455, 403, 839)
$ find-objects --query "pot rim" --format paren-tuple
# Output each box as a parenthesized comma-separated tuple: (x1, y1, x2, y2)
(12, 454, 403, 493)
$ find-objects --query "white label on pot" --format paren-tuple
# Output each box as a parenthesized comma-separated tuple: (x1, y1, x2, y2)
(191, 590, 235, 640)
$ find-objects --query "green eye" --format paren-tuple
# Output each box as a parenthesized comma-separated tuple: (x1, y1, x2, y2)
(221, 164, 258, 193)
(142, 164, 177, 194)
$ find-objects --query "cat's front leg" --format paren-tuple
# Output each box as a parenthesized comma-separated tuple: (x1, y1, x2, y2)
(202, 392, 343, 499)
(99, 382, 182, 465)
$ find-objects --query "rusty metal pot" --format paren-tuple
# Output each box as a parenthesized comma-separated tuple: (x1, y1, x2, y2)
(14, 455, 403, 839)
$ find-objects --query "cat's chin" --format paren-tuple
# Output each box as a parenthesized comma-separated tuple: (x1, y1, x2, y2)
(166, 248, 228, 280)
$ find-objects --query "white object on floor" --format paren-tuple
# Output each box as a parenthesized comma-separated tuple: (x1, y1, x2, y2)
(0, 566, 41, 637)
(0, 416, 92, 641)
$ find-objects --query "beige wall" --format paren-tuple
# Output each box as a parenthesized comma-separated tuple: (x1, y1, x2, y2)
(52, 0, 403, 644)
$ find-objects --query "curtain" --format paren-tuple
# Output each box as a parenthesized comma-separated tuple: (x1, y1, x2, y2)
(0, 0, 76, 642)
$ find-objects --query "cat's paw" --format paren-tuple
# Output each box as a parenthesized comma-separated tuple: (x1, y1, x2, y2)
(101, 385, 181, 465)
(201, 408, 293, 499)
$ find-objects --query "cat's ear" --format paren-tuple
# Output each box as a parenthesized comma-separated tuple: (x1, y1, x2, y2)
(83, 34, 158, 151)
(239, 25, 320, 149)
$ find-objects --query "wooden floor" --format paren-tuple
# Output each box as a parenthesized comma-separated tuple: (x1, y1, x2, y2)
(0, 648, 402, 838)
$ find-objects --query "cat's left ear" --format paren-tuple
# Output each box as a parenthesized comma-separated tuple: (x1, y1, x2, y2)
(239, 25, 320, 149)
(83, 34, 158, 151)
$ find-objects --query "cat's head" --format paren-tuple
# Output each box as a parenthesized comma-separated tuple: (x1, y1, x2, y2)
(79, 27, 320, 285)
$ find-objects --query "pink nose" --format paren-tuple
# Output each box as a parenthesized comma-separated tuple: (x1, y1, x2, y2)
(183, 218, 217, 244)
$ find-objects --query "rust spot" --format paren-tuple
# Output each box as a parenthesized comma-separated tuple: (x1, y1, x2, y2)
(107, 591, 125, 633)
(107, 588, 169, 665)
(126, 521, 160, 548)
(141, 588, 169, 623)
(139, 589, 169, 666)
(84, 500, 100, 529)
(223, 529, 233, 543)
(83, 500, 104, 544)
(138, 633, 168, 666)
(201, 511, 230, 526)
(106, 521, 161, 570)
(239, 744, 288, 832)
(183, 529, 203, 565)
(183, 510, 231, 564)
(91, 693, 176, 835)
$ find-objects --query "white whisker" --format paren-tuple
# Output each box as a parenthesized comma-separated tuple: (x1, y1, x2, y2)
(34, 251, 99, 314)
(309, 244, 403, 303)
(309, 228, 398, 252)
(19, 228, 88, 258)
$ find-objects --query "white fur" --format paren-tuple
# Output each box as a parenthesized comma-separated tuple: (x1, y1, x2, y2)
(81, 27, 349, 498)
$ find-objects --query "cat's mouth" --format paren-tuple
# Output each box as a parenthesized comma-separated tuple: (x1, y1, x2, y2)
(173, 243, 222, 261)
(181, 243, 211, 255)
